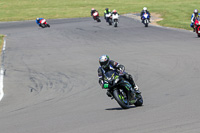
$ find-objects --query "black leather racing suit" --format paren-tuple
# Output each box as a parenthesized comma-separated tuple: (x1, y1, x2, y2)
(98, 60, 136, 89)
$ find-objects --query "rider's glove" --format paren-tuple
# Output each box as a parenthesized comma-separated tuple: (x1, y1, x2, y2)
(103, 83, 109, 89)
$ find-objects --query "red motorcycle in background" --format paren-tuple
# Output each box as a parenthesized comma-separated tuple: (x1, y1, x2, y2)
(92, 11, 101, 22)
(194, 19, 200, 37)
(39, 19, 50, 28)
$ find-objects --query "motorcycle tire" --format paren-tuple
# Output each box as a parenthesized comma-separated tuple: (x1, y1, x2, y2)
(113, 89, 130, 109)
(97, 19, 101, 22)
(134, 94, 143, 106)
(40, 24, 45, 28)
(109, 19, 112, 25)
(114, 22, 117, 27)
(46, 24, 50, 27)
(144, 19, 148, 27)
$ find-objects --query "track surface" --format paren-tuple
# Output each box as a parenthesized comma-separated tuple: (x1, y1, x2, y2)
(0, 17, 200, 133)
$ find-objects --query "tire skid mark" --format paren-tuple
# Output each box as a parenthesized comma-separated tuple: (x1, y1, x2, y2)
(20, 56, 74, 95)
(28, 69, 74, 94)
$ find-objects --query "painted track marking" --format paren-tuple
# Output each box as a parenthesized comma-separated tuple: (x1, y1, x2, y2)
(0, 38, 6, 101)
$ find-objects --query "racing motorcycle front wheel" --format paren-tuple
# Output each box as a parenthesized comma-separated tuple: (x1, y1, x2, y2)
(113, 89, 130, 109)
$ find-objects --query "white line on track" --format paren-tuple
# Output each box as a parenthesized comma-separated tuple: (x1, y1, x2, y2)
(0, 38, 6, 101)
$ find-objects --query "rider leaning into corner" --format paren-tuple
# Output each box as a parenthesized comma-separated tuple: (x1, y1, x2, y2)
(36, 18, 44, 26)
(98, 55, 141, 97)
(91, 8, 98, 16)
(190, 9, 200, 32)
(140, 7, 151, 23)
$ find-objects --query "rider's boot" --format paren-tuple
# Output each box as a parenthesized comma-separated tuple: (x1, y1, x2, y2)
(106, 90, 112, 97)
(124, 73, 141, 95)
(134, 85, 141, 94)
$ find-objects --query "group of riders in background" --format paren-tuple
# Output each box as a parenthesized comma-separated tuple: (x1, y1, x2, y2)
(90, 7, 151, 24)
(35, 7, 199, 31)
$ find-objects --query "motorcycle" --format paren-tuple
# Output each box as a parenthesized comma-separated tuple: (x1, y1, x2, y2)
(104, 70, 143, 109)
(92, 11, 101, 22)
(105, 13, 112, 25)
(142, 13, 150, 27)
(194, 19, 200, 37)
(39, 19, 50, 28)
(112, 13, 119, 27)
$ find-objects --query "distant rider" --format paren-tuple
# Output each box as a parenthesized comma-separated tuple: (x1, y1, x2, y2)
(91, 8, 97, 16)
(36, 18, 43, 24)
(104, 8, 111, 22)
(140, 7, 151, 23)
(36, 18, 45, 27)
(98, 55, 140, 97)
(190, 9, 200, 32)
(111, 9, 119, 16)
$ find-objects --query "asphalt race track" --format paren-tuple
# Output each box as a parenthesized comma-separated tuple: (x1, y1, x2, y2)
(0, 17, 200, 133)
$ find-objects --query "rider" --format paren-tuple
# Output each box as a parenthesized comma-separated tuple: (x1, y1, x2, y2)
(91, 8, 97, 16)
(36, 18, 44, 25)
(140, 7, 151, 23)
(104, 8, 111, 22)
(111, 9, 119, 16)
(190, 9, 200, 32)
(98, 55, 140, 97)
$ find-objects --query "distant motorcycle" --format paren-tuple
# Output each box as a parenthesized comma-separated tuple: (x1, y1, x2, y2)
(92, 11, 101, 22)
(112, 13, 119, 27)
(39, 19, 50, 28)
(142, 13, 150, 27)
(103, 70, 143, 109)
(105, 13, 112, 25)
(194, 19, 200, 37)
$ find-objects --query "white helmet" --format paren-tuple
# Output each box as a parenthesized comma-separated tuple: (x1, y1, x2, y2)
(99, 55, 110, 68)
(194, 9, 198, 14)
(143, 7, 147, 11)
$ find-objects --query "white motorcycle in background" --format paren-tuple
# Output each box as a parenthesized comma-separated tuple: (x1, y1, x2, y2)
(112, 14, 119, 27)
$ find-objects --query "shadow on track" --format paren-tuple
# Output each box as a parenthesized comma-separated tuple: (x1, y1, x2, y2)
(105, 106, 137, 111)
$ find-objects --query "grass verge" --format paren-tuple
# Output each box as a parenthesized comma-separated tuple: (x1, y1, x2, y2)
(0, 0, 198, 30)
(0, 35, 4, 54)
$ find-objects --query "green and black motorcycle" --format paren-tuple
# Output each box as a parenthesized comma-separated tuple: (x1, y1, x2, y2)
(104, 70, 143, 109)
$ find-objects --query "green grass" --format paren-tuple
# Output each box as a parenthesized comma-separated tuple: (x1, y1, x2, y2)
(0, 0, 199, 30)
(0, 35, 4, 53)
